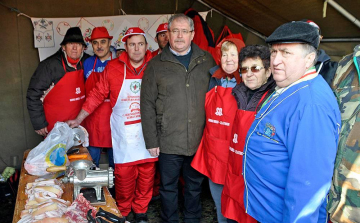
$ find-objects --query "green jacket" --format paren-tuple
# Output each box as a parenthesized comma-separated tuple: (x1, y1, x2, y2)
(141, 43, 215, 156)
(328, 44, 360, 222)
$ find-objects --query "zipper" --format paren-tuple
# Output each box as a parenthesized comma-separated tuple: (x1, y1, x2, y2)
(243, 84, 309, 213)
(164, 55, 203, 153)
(123, 62, 148, 76)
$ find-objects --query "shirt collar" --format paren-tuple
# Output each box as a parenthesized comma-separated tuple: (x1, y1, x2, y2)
(99, 53, 114, 63)
(274, 66, 318, 96)
(169, 46, 192, 56)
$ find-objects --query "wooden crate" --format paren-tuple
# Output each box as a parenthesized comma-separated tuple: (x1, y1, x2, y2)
(12, 147, 121, 222)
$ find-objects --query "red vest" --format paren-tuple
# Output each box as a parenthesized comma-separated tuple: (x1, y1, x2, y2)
(43, 59, 85, 132)
(82, 59, 112, 147)
(191, 86, 237, 184)
(221, 92, 268, 223)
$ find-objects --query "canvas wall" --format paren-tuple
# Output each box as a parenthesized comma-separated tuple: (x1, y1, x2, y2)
(0, 0, 273, 171)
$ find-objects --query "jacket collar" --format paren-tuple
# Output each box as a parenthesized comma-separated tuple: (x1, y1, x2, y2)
(59, 48, 84, 70)
(160, 42, 205, 64)
(236, 75, 276, 95)
(316, 49, 331, 63)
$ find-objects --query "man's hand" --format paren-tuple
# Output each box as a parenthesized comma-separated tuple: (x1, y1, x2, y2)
(66, 119, 81, 128)
(148, 147, 160, 157)
(65, 109, 89, 128)
(35, 127, 48, 137)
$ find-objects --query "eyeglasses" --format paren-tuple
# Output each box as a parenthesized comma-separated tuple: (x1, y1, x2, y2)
(170, 29, 193, 35)
(240, 66, 264, 74)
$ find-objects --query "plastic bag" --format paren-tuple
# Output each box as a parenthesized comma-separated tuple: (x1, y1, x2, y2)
(24, 122, 88, 176)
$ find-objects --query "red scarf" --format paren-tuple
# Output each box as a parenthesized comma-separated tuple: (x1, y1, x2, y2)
(212, 67, 242, 84)
(66, 56, 80, 68)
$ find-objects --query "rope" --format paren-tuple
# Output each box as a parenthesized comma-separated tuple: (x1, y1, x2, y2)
(0, 1, 32, 19)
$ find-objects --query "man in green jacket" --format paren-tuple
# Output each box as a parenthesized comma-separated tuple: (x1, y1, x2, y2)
(141, 14, 216, 223)
(327, 44, 360, 223)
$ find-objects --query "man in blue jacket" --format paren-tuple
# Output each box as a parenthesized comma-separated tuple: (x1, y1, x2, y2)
(243, 21, 341, 223)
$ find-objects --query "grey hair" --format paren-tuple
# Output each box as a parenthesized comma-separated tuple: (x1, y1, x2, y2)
(300, 43, 318, 66)
(168, 14, 194, 31)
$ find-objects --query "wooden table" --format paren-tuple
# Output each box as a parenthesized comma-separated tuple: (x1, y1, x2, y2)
(12, 147, 121, 222)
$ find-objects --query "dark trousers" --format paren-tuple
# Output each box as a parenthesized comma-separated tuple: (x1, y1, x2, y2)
(159, 153, 204, 223)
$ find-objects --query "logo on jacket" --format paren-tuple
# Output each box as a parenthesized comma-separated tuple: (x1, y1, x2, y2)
(215, 107, 223, 116)
(130, 81, 141, 93)
(129, 102, 140, 113)
(264, 123, 276, 138)
(75, 87, 81, 94)
(232, 133, 238, 144)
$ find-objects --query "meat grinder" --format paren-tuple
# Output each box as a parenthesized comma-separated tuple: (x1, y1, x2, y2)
(47, 159, 114, 201)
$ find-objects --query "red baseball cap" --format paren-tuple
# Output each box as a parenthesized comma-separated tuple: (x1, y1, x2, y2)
(121, 27, 146, 43)
(156, 23, 168, 34)
(89, 27, 113, 41)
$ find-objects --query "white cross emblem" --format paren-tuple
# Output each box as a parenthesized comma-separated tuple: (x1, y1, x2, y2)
(215, 107, 223, 116)
(233, 133, 238, 144)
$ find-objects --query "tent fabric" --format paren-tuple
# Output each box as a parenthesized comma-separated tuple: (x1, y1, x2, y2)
(201, 0, 360, 38)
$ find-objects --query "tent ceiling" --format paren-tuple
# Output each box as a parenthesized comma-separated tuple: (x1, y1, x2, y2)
(201, 0, 360, 39)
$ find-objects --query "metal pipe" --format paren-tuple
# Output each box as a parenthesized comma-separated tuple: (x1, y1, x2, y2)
(321, 38, 360, 42)
(196, 0, 266, 40)
(327, 0, 360, 28)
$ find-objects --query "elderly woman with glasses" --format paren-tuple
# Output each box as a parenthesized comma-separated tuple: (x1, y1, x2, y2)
(191, 38, 245, 223)
(221, 45, 276, 223)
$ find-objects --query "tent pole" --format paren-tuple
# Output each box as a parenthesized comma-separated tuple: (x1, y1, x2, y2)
(321, 38, 360, 43)
(196, 0, 266, 40)
(327, 0, 360, 28)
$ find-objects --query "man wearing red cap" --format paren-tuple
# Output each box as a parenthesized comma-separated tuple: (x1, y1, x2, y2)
(151, 23, 169, 57)
(67, 27, 155, 223)
(82, 27, 115, 169)
(27, 27, 89, 137)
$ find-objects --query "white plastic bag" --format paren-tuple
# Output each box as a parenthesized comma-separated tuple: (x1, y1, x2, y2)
(25, 122, 74, 176)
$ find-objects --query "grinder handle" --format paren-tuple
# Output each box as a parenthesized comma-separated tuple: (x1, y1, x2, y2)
(46, 166, 67, 172)
(96, 207, 126, 223)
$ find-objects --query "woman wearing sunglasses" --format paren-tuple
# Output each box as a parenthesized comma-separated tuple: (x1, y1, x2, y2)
(191, 38, 245, 223)
(221, 45, 276, 223)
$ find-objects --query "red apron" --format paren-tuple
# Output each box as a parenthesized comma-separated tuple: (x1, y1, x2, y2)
(82, 58, 112, 147)
(43, 59, 85, 132)
(221, 92, 268, 223)
(191, 86, 238, 184)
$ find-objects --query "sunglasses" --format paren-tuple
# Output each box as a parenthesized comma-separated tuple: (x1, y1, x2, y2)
(240, 66, 264, 74)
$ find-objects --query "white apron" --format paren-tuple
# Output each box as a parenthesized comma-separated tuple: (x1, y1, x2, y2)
(110, 66, 153, 164)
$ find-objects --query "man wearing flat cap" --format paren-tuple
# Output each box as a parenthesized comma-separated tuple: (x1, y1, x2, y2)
(67, 27, 155, 223)
(27, 27, 89, 136)
(242, 21, 341, 222)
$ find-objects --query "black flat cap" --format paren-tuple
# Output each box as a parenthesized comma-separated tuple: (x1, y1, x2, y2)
(265, 21, 320, 49)
(60, 27, 86, 46)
